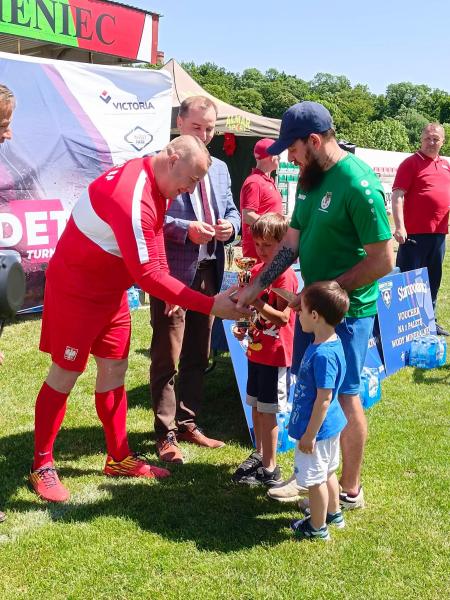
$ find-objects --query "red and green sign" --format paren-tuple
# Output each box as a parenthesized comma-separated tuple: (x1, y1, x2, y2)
(0, 0, 159, 62)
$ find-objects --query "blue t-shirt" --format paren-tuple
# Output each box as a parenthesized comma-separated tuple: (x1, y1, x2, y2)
(288, 338, 347, 441)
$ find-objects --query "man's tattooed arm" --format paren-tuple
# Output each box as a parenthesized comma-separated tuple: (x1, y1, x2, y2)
(259, 246, 297, 289)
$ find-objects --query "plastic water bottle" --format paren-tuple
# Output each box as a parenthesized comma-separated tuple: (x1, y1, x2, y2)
(436, 336, 447, 367)
(127, 286, 140, 311)
(360, 367, 381, 409)
(276, 409, 296, 453)
(409, 335, 447, 369)
(409, 339, 427, 368)
(276, 413, 286, 451)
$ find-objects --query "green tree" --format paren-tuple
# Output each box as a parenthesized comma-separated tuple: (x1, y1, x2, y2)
(384, 82, 432, 118)
(396, 107, 428, 148)
(309, 72, 352, 97)
(335, 84, 378, 124)
(202, 83, 232, 104)
(439, 99, 450, 124)
(340, 118, 410, 151)
(239, 68, 265, 90)
(259, 83, 299, 118)
(231, 88, 264, 115)
(440, 123, 450, 156)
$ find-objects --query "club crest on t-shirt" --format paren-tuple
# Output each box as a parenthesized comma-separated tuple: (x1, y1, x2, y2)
(320, 192, 332, 211)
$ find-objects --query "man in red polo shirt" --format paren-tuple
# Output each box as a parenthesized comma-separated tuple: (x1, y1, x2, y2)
(392, 123, 450, 336)
(240, 138, 283, 258)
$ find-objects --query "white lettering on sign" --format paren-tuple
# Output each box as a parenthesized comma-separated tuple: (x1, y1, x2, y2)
(0, 213, 22, 246)
(397, 282, 428, 301)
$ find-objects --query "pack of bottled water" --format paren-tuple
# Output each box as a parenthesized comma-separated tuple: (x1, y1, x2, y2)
(127, 286, 141, 311)
(276, 407, 296, 453)
(360, 367, 382, 410)
(407, 335, 447, 369)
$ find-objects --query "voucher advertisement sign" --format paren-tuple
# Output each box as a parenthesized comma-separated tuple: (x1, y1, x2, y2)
(377, 268, 436, 375)
(0, 51, 172, 309)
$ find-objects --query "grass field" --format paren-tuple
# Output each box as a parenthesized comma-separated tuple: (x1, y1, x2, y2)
(0, 256, 449, 600)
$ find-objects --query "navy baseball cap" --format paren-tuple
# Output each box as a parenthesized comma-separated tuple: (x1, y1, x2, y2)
(267, 101, 333, 155)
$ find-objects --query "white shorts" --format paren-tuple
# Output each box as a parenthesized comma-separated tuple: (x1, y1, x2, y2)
(294, 434, 340, 488)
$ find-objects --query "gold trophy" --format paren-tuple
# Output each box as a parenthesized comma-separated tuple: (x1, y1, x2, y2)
(234, 256, 257, 328)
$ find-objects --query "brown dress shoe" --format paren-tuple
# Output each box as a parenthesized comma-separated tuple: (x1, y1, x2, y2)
(0, 510, 6, 523)
(177, 425, 225, 449)
(156, 432, 184, 464)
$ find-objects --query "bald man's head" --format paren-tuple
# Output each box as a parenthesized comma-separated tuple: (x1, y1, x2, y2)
(153, 134, 211, 199)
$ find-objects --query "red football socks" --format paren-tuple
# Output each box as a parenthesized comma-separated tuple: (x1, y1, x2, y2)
(95, 385, 131, 462)
(33, 382, 69, 470)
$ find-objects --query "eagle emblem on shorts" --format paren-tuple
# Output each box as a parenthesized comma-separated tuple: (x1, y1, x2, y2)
(320, 192, 332, 210)
(64, 346, 78, 361)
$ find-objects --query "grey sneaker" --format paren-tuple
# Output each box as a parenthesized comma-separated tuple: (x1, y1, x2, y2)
(339, 487, 365, 510)
(267, 473, 308, 503)
(232, 451, 262, 483)
(239, 465, 282, 487)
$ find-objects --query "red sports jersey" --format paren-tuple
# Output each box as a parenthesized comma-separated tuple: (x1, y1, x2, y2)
(246, 264, 298, 367)
(393, 151, 450, 234)
(46, 157, 214, 314)
(240, 169, 283, 259)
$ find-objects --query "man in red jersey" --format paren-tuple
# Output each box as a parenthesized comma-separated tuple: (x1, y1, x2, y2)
(29, 135, 249, 502)
(240, 138, 282, 259)
(393, 123, 450, 336)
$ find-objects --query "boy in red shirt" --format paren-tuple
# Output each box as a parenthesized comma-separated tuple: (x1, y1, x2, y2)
(232, 213, 298, 486)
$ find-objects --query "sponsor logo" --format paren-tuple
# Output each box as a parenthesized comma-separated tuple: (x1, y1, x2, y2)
(99, 91, 155, 112)
(64, 346, 78, 361)
(124, 127, 153, 152)
(379, 280, 393, 309)
(397, 281, 428, 302)
(319, 192, 332, 211)
(298, 193, 306, 201)
(100, 90, 111, 104)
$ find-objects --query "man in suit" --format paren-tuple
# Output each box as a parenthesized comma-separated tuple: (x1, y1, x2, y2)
(150, 96, 241, 463)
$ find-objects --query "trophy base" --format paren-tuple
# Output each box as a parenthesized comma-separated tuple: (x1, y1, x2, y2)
(236, 318, 252, 329)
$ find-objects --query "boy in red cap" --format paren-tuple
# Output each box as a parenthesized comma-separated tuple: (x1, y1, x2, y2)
(240, 138, 283, 259)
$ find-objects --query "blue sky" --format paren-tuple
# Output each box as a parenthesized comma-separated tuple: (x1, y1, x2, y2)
(122, 1, 450, 95)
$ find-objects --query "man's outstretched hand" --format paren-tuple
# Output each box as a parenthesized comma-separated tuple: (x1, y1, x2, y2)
(211, 286, 252, 320)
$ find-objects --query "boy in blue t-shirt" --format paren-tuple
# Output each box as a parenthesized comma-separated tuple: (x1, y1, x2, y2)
(288, 281, 349, 541)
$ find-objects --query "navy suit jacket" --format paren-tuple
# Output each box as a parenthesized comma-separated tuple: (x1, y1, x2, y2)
(163, 157, 241, 290)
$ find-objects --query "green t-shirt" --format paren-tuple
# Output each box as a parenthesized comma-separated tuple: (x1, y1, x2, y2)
(290, 153, 391, 317)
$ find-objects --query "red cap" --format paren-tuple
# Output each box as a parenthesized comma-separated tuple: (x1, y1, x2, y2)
(254, 138, 274, 160)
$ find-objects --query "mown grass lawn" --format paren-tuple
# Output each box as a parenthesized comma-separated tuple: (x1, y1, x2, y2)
(0, 255, 449, 600)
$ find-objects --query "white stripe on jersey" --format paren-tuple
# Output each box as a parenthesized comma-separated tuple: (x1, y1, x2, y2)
(132, 170, 149, 264)
(72, 190, 122, 257)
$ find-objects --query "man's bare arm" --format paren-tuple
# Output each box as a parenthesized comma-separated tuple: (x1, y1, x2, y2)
(391, 188, 407, 244)
(336, 239, 395, 292)
(236, 227, 299, 309)
(242, 208, 261, 226)
(259, 245, 297, 289)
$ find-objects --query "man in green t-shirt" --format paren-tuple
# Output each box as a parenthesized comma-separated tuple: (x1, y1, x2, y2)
(237, 101, 394, 510)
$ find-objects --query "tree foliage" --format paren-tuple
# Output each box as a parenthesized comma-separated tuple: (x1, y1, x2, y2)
(175, 62, 450, 152)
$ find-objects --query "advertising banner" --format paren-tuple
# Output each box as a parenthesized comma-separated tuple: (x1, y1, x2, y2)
(0, 51, 172, 309)
(0, 0, 159, 62)
(377, 268, 436, 375)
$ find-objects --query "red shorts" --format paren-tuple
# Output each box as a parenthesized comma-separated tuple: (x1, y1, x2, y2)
(39, 282, 131, 372)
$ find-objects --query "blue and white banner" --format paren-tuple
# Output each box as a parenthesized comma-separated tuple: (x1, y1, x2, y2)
(0, 51, 172, 310)
(377, 268, 436, 375)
